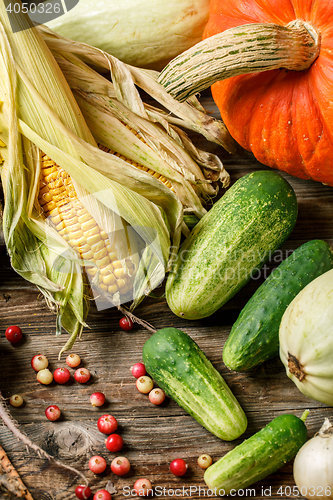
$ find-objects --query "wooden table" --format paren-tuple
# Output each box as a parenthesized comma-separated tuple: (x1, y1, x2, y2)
(0, 93, 333, 500)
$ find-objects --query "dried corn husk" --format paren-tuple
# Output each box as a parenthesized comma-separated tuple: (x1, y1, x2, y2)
(0, 5, 177, 352)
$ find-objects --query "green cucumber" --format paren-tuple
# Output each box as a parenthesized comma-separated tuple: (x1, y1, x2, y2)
(166, 171, 297, 320)
(142, 328, 247, 441)
(223, 239, 333, 371)
(204, 412, 308, 493)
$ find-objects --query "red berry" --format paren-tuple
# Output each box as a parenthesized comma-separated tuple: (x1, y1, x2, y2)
(66, 353, 81, 368)
(74, 368, 91, 383)
(93, 490, 112, 500)
(97, 415, 118, 435)
(148, 388, 165, 405)
(45, 405, 61, 421)
(105, 434, 123, 453)
(133, 478, 153, 497)
(90, 392, 105, 407)
(31, 354, 49, 372)
(53, 367, 71, 384)
(119, 316, 134, 331)
(5, 325, 22, 344)
(37, 368, 53, 385)
(170, 458, 188, 477)
(88, 455, 107, 474)
(111, 456, 130, 476)
(136, 376, 153, 394)
(75, 485, 91, 500)
(131, 362, 146, 378)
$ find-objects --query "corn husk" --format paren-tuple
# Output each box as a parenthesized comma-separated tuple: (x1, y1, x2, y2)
(0, 5, 179, 352)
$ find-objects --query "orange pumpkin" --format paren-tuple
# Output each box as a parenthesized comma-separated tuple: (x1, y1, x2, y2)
(159, 0, 333, 186)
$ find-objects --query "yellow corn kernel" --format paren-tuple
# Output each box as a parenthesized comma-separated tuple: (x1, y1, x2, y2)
(112, 260, 123, 270)
(108, 284, 118, 294)
(96, 256, 109, 268)
(99, 263, 114, 276)
(114, 267, 126, 279)
(102, 273, 116, 286)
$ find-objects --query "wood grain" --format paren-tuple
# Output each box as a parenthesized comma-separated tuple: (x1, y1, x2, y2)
(0, 91, 333, 500)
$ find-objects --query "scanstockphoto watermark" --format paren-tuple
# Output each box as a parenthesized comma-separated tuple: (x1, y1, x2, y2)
(168, 245, 296, 281)
(123, 485, 257, 497)
(5, 0, 79, 32)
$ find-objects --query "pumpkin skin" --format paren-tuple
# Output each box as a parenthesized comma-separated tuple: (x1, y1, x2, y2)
(204, 0, 333, 186)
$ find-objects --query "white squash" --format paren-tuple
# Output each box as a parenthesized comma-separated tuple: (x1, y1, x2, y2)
(45, 0, 210, 69)
(279, 268, 333, 406)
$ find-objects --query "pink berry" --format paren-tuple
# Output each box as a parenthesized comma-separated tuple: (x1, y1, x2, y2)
(148, 388, 165, 405)
(97, 415, 118, 435)
(197, 454, 213, 469)
(131, 362, 146, 378)
(88, 455, 107, 474)
(133, 478, 153, 497)
(74, 368, 91, 383)
(53, 367, 71, 384)
(37, 368, 53, 385)
(111, 456, 130, 476)
(170, 458, 188, 477)
(136, 376, 153, 394)
(5, 325, 22, 344)
(9, 395, 23, 407)
(105, 434, 123, 453)
(119, 316, 134, 331)
(66, 353, 81, 368)
(90, 392, 105, 407)
(31, 354, 49, 372)
(45, 405, 61, 421)
(93, 490, 112, 500)
(75, 485, 92, 500)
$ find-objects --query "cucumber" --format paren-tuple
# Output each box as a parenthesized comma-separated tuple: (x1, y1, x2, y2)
(166, 171, 297, 320)
(223, 239, 333, 371)
(142, 328, 247, 441)
(204, 412, 308, 493)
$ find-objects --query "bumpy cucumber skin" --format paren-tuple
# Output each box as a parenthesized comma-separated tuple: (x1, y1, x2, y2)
(142, 328, 247, 441)
(223, 240, 333, 372)
(204, 414, 307, 493)
(166, 171, 297, 320)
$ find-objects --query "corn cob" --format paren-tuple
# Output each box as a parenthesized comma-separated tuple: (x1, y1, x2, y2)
(38, 152, 135, 299)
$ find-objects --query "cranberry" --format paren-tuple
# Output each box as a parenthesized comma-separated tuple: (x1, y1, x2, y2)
(97, 415, 118, 435)
(74, 368, 91, 383)
(110, 456, 130, 476)
(75, 485, 91, 500)
(90, 392, 105, 407)
(148, 388, 165, 405)
(45, 405, 61, 421)
(136, 376, 153, 394)
(66, 353, 81, 368)
(170, 458, 188, 477)
(53, 367, 71, 384)
(131, 362, 146, 378)
(9, 395, 23, 407)
(119, 316, 134, 331)
(105, 434, 123, 453)
(31, 354, 48, 372)
(88, 455, 107, 474)
(5, 325, 22, 343)
(133, 478, 153, 497)
(197, 454, 213, 469)
(93, 490, 112, 500)
(37, 368, 53, 385)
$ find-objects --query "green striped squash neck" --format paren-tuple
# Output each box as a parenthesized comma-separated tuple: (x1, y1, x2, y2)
(157, 20, 321, 102)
